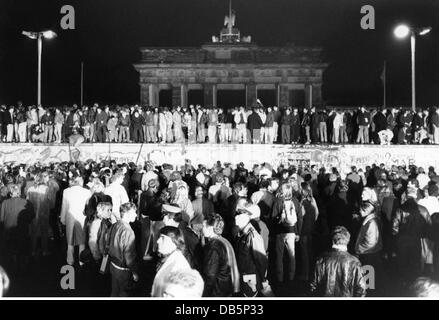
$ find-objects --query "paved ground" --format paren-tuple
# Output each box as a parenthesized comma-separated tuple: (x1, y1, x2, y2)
(2, 236, 427, 298)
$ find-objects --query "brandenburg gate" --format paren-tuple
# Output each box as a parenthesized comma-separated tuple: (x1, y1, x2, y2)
(134, 6, 327, 108)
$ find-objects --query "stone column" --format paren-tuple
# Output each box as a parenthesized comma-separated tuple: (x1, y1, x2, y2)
(140, 84, 150, 106)
(278, 84, 289, 107)
(172, 85, 181, 107)
(304, 84, 312, 108)
(181, 84, 188, 108)
(204, 83, 215, 107)
(312, 84, 322, 108)
(212, 84, 217, 107)
(149, 84, 159, 107)
(246, 83, 257, 107)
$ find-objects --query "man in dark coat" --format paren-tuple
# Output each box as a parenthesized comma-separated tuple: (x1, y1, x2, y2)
(201, 213, 235, 297)
(392, 186, 431, 285)
(310, 107, 320, 143)
(131, 110, 145, 143)
(95, 107, 108, 142)
(356, 106, 370, 144)
(373, 108, 388, 144)
(310, 226, 367, 297)
(291, 108, 301, 144)
(0, 105, 6, 141)
(412, 108, 424, 144)
(281, 108, 292, 144)
(247, 109, 263, 144)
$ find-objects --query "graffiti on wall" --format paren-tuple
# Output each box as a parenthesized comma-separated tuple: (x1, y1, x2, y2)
(0, 144, 437, 172)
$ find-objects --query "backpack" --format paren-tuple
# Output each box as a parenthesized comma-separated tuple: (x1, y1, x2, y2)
(280, 199, 297, 226)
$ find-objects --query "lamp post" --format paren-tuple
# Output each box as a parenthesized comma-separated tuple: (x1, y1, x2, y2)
(394, 25, 431, 112)
(22, 30, 57, 106)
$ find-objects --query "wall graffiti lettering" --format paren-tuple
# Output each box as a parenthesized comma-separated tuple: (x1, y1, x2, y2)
(0, 145, 436, 172)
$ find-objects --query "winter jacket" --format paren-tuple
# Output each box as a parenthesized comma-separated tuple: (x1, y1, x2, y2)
(310, 249, 367, 297)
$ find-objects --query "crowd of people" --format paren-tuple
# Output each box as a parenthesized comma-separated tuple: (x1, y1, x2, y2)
(0, 157, 439, 298)
(1, 103, 439, 145)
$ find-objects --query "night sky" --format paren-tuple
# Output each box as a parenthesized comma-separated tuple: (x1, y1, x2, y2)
(1, 0, 439, 107)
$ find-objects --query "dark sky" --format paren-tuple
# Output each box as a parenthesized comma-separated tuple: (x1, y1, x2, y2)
(1, 0, 439, 107)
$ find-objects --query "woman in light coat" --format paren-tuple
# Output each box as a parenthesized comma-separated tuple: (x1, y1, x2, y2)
(60, 174, 91, 265)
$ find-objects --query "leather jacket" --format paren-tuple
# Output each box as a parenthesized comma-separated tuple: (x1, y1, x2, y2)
(310, 249, 367, 297)
(202, 238, 233, 297)
(392, 198, 431, 241)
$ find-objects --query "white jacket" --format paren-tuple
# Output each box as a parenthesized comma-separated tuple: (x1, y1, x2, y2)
(234, 111, 247, 124)
(151, 250, 191, 297)
(333, 113, 344, 129)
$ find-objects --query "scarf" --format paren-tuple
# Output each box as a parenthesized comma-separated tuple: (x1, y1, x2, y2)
(216, 236, 240, 294)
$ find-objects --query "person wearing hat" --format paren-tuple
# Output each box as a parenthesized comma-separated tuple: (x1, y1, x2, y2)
(162, 206, 201, 269)
(234, 206, 268, 297)
(236, 198, 269, 253)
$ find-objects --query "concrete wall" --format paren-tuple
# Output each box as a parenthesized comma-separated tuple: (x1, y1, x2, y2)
(0, 144, 438, 175)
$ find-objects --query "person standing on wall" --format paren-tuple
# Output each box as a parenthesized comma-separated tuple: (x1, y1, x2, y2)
(281, 107, 292, 144)
(41, 109, 54, 143)
(356, 106, 370, 144)
(207, 107, 218, 144)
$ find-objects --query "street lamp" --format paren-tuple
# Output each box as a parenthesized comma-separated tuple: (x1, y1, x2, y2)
(393, 25, 431, 112)
(22, 30, 57, 106)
